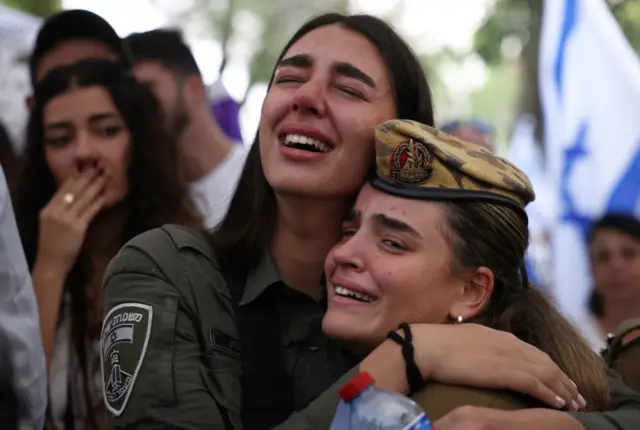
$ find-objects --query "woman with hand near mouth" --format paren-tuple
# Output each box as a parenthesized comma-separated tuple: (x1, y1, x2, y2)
(16, 59, 199, 430)
(102, 12, 640, 430)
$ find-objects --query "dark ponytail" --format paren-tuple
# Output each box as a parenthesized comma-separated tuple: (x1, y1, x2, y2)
(443, 201, 610, 411)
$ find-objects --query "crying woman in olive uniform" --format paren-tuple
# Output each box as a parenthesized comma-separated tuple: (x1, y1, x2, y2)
(323, 120, 611, 420)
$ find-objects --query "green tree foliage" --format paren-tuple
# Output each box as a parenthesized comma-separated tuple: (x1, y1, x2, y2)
(1, 0, 61, 17)
(473, 0, 640, 147)
(159, 0, 349, 104)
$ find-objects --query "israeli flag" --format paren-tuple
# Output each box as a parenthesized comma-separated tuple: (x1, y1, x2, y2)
(507, 114, 555, 291)
(539, 0, 640, 319)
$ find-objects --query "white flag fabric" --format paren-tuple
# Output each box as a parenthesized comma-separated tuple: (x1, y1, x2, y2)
(508, 114, 555, 291)
(539, 0, 640, 319)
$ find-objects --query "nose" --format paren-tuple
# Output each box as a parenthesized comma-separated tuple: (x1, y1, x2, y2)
(290, 78, 326, 117)
(330, 234, 366, 273)
(74, 130, 99, 170)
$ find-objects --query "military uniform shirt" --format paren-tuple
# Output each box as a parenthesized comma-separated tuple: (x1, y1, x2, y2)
(101, 226, 640, 430)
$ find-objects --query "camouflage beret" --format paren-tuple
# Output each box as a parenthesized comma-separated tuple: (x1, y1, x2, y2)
(370, 119, 535, 211)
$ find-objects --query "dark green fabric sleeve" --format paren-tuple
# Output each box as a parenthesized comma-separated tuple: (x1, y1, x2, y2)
(102, 241, 233, 430)
(568, 368, 640, 430)
(271, 366, 360, 430)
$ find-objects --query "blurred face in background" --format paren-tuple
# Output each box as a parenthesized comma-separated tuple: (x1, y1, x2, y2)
(133, 61, 189, 139)
(590, 228, 640, 304)
(43, 85, 132, 208)
(448, 126, 493, 152)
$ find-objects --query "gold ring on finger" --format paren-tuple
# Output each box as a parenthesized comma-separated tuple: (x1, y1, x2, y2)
(63, 193, 75, 205)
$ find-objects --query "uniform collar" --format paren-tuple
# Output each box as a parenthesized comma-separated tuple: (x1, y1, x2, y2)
(240, 250, 285, 305)
(239, 250, 328, 306)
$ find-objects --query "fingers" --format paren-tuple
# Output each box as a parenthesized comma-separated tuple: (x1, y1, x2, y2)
(503, 333, 582, 409)
(67, 174, 107, 219)
(42, 167, 106, 228)
(77, 194, 107, 227)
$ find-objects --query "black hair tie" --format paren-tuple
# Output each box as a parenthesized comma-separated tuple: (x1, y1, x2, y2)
(387, 323, 424, 394)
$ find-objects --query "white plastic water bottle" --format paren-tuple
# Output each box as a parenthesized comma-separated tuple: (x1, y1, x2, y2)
(337, 372, 433, 430)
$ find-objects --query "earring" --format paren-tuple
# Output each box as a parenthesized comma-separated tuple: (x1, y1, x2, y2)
(455, 315, 464, 324)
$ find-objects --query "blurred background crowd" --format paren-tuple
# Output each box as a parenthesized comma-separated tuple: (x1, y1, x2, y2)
(0, 0, 639, 429)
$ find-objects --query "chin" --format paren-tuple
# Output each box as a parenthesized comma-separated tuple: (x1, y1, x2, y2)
(101, 191, 127, 210)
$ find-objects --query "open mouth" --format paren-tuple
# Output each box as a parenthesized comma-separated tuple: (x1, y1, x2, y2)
(281, 133, 333, 153)
(334, 285, 377, 303)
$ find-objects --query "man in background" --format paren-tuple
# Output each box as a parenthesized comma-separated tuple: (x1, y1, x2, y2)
(27, 9, 130, 106)
(0, 165, 46, 429)
(125, 29, 247, 228)
(441, 119, 495, 152)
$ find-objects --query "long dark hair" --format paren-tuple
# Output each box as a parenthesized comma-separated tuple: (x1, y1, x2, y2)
(15, 59, 200, 428)
(443, 202, 610, 411)
(211, 13, 435, 271)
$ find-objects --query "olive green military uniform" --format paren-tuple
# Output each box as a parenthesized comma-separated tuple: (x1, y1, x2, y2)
(603, 319, 640, 393)
(102, 119, 640, 430)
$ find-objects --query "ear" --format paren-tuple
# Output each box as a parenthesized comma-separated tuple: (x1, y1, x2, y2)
(183, 74, 206, 105)
(448, 266, 494, 322)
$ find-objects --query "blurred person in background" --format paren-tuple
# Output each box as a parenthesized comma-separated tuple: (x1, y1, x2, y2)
(0, 121, 20, 194)
(16, 59, 200, 429)
(125, 29, 248, 228)
(0, 163, 46, 429)
(27, 9, 130, 107)
(581, 214, 640, 351)
(441, 118, 495, 152)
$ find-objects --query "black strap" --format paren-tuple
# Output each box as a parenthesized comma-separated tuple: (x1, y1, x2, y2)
(387, 323, 424, 394)
(221, 264, 294, 430)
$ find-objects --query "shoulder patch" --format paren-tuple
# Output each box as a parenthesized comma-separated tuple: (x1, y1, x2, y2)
(100, 302, 153, 416)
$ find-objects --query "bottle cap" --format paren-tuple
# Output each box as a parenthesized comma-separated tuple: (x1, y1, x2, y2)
(339, 371, 375, 402)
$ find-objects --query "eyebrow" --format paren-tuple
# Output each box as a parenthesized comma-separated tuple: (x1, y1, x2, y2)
(343, 209, 422, 239)
(277, 54, 377, 89)
(372, 213, 422, 239)
(45, 113, 119, 131)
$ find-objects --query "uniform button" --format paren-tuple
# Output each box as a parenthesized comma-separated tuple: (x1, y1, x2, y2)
(307, 345, 319, 352)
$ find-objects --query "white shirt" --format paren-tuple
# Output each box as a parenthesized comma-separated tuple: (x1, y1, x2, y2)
(0, 166, 47, 429)
(189, 144, 248, 229)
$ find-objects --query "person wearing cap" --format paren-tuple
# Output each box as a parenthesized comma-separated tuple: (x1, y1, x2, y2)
(27, 9, 129, 106)
(124, 29, 247, 228)
(323, 119, 614, 425)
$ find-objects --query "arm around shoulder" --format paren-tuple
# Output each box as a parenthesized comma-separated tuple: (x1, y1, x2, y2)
(102, 229, 224, 429)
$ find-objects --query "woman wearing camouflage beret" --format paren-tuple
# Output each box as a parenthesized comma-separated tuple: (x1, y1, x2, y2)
(323, 119, 612, 423)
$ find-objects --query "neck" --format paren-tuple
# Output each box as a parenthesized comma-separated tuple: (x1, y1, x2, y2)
(601, 295, 640, 333)
(179, 109, 232, 183)
(84, 206, 127, 269)
(271, 195, 348, 301)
